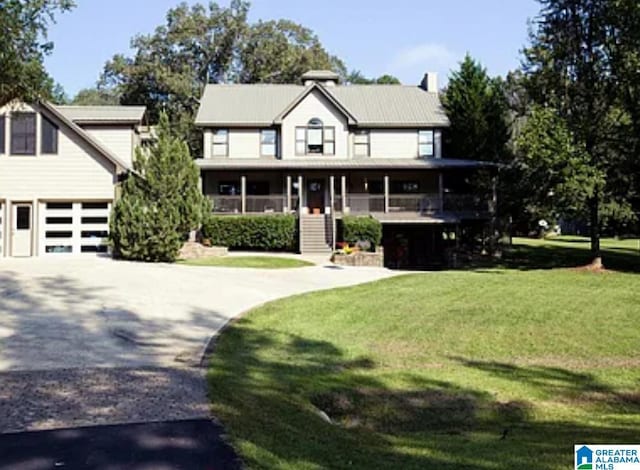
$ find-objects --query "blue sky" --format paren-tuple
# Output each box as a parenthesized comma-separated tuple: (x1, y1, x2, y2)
(44, 0, 540, 96)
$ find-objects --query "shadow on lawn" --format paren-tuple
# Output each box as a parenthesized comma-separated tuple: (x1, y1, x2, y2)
(498, 241, 640, 274)
(208, 323, 640, 470)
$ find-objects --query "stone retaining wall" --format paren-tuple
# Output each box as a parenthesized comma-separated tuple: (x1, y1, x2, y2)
(331, 249, 384, 267)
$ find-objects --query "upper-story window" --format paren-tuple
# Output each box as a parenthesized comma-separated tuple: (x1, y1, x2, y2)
(296, 118, 335, 156)
(11, 112, 36, 156)
(212, 129, 229, 157)
(418, 130, 434, 158)
(0, 115, 5, 154)
(261, 129, 277, 157)
(354, 130, 370, 157)
(41, 115, 58, 154)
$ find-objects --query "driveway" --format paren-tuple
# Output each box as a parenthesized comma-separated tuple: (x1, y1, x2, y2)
(0, 257, 397, 434)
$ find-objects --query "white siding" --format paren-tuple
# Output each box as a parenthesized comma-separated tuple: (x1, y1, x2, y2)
(0, 117, 116, 201)
(228, 129, 261, 158)
(281, 89, 349, 159)
(83, 125, 134, 168)
(368, 129, 419, 159)
(203, 129, 212, 159)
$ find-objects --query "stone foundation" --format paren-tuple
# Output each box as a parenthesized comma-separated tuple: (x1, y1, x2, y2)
(331, 248, 384, 267)
(179, 242, 228, 260)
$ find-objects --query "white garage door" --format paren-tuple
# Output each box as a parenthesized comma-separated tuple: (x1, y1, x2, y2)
(40, 201, 111, 255)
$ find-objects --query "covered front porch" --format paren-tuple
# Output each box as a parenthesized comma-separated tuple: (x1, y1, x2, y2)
(201, 169, 494, 219)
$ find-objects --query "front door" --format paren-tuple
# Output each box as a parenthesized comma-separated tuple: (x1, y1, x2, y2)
(12, 203, 33, 257)
(307, 179, 325, 214)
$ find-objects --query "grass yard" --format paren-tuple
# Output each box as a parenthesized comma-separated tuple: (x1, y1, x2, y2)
(207, 237, 640, 469)
(178, 256, 313, 269)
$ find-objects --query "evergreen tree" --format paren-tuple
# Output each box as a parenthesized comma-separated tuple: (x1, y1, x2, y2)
(110, 113, 209, 262)
(442, 55, 510, 163)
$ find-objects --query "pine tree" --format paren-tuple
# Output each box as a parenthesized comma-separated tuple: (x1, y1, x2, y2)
(442, 55, 510, 162)
(110, 113, 209, 262)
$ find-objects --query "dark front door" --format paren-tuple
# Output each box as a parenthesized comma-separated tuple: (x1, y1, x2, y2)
(307, 179, 325, 214)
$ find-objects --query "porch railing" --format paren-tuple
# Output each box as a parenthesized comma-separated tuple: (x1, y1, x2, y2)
(347, 194, 385, 213)
(246, 195, 285, 213)
(210, 196, 242, 214)
(210, 195, 286, 214)
(387, 194, 440, 213)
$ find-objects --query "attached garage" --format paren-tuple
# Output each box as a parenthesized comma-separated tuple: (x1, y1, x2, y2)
(39, 201, 111, 255)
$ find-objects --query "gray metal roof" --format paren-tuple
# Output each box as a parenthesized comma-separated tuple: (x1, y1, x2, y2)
(329, 86, 448, 127)
(195, 83, 449, 127)
(56, 105, 146, 124)
(196, 158, 493, 170)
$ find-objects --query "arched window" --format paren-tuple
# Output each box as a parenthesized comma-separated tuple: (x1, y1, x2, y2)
(295, 117, 335, 155)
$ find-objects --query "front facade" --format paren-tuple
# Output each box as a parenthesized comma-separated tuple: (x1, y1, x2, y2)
(0, 102, 146, 257)
(196, 71, 496, 268)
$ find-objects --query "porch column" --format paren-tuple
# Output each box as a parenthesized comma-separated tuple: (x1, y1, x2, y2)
(286, 175, 292, 213)
(297, 175, 304, 215)
(241, 175, 247, 214)
(329, 175, 335, 215)
(341, 175, 347, 212)
(439, 172, 444, 212)
(384, 175, 390, 213)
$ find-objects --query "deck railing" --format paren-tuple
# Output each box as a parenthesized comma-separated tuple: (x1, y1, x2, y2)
(210, 196, 242, 214)
(209, 193, 490, 215)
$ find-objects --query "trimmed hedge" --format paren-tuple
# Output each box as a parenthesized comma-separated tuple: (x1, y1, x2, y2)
(342, 216, 382, 251)
(202, 215, 297, 251)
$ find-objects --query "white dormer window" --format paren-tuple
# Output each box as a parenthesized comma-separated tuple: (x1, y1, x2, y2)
(418, 130, 434, 158)
(212, 129, 228, 157)
(296, 118, 335, 156)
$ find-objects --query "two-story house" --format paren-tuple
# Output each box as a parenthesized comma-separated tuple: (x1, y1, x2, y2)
(195, 70, 496, 268)
(0, 102, 146, 257)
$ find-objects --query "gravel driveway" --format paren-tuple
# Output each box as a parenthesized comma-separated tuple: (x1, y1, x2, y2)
(0, 257, 396, 433)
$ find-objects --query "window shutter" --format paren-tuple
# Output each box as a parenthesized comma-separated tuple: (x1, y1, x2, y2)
(41, 115, 58, 154)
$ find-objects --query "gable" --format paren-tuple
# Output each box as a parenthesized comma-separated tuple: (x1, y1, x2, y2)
(280, 88, 350, 129)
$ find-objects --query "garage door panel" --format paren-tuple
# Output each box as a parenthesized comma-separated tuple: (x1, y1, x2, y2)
(40, 201, 111, 255)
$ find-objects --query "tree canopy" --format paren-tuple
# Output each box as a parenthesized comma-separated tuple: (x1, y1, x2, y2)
(523, 0, 639, 265)
(0, 0, 74, 105)
(346, 71, 401, 85)
(442, 54, 510, 162)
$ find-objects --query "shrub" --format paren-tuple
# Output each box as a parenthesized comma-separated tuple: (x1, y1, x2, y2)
(202, 215, 297, 251)
(342, 216, 382, 251)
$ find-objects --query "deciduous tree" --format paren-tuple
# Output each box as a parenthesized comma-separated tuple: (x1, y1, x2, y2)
(0, 0, 74, 105)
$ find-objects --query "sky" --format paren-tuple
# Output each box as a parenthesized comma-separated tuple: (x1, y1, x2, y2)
(44, 0, 541, 97)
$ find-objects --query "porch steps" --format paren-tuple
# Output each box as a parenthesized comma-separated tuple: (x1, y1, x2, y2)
(300, 215, 332, 254)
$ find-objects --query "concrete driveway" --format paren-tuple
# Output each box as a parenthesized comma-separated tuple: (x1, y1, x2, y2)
(0, 257, 397, 435)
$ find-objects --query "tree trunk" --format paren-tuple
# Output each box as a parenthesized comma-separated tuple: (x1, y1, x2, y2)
(589, 193, 602, 269)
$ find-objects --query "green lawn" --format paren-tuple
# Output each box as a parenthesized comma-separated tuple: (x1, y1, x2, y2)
(207, 237, 640, 469)
(178, 256, 313, 269)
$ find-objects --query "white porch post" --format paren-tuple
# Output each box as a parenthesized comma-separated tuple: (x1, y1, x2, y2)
(297, 175, 304, 215)
(286, 175, 292, 213)
(329, 175, 335, 215)
(341, 175, 347, 213)
(241, 175, 247, 214)
(384, 175, 390, 213)
(439, 172, 444, 212)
